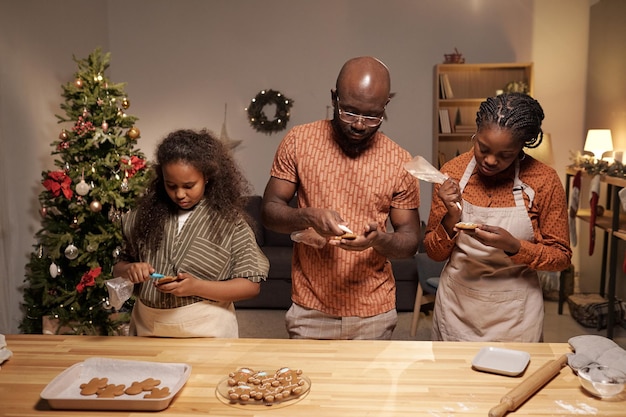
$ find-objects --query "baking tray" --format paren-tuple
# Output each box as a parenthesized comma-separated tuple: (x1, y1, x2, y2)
(471, 346, 530, 377)
(40, 357, 191, 411)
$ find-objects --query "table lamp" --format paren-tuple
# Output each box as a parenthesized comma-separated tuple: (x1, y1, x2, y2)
(583, 129, 613, 160)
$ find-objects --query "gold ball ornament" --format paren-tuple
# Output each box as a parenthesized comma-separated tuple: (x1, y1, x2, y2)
(122, 98, 130, 109)
(74, 78, 83, 88)
(127, 127, 140, 139)
(89, 200, 103, 212)
(59, 130, 69, 140)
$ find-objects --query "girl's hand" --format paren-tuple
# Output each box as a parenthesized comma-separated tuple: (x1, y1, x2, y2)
(154, 272, 195, 296)
(122, 262, 154, 284)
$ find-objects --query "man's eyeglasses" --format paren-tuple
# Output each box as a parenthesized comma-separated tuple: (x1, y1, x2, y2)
(336, 97, 385, 128)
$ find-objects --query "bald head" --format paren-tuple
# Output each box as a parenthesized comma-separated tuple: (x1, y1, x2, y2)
(335, 56, 391, 103)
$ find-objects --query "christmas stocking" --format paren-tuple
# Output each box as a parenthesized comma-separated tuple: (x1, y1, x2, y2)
(589, 175, 601, 256)
(568, 171, 581, 247)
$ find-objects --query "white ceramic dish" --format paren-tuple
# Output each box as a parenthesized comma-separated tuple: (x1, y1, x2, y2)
(40, 357, 191, 411)
(471, 347, 530, 376)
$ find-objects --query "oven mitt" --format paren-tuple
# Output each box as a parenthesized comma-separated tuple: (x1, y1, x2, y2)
(567, 335, 626, 375)
(0, 334, 13, 367)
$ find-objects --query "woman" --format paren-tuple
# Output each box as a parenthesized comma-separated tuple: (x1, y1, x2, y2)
(113, 129, 269, 337)
(424, 93, 571, 342)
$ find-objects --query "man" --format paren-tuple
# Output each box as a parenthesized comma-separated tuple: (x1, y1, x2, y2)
(261, 56, 420, 340)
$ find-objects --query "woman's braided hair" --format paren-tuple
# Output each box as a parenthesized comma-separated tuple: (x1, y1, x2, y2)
(475, 92, 544, 149)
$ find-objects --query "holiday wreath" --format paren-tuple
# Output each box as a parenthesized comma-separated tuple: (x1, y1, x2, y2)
(246, 89, 294, 134)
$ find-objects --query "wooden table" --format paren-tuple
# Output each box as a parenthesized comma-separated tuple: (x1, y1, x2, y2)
(1, 335, 624, 416)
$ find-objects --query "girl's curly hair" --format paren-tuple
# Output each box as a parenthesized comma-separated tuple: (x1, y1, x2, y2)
(132, 129, 251, 253)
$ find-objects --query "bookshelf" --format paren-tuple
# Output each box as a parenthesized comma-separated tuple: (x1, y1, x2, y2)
(565, 167, 626, 339)
(433, 63, 534, 167)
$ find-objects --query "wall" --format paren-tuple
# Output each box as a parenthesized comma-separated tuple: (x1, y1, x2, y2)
(0, 0, 589, 334)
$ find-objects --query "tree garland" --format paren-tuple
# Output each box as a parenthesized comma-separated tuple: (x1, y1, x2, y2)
(246, 89, 293, 134)
(570, 151, 626, 179)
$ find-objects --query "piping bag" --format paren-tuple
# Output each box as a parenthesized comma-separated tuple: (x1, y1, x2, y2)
(404, 155, 462, 211)
(488, 354, 569, 417)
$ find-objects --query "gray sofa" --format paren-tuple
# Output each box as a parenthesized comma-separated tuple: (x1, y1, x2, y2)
(235, 196, 418, 311)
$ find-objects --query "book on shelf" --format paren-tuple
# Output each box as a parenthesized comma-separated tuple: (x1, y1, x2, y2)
(439, 109, 452, 133)
(454, 124, 475, 133)
(439, 73, 454, 99)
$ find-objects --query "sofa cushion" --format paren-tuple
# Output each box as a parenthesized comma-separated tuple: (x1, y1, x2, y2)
(262, 246, 294, 279)
(263, 196, 298, 247)
(244, 196, 264, 246)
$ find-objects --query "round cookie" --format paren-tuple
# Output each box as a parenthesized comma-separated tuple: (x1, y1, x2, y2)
(455, 222, 478, 230)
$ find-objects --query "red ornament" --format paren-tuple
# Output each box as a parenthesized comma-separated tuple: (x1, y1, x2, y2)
(76, 267, 102, 293)
(42, 171, 73, 199)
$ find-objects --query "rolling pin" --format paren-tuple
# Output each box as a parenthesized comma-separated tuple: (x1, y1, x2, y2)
(488, 354, 569, 417)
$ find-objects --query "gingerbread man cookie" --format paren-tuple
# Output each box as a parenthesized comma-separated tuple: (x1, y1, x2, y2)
(228, 384, 252, 401)
(125, 378, 162, 395)
(228, 367, 255, 386)
(144, 387, 171, 399)
(79, 377, 109, 395)
(97, 384, 126, 398)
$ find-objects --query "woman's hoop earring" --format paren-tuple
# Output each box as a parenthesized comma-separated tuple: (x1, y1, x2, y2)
(519, 151, 526, 161)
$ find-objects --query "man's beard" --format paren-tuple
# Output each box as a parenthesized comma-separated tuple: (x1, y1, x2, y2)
(331, 119, 377, 159)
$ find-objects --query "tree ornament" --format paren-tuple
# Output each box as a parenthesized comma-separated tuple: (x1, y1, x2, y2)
(113, 246, 121, 258)
(120, 178, 129, 192)
(76, 179, 90, 196)
(75, 168, 90, 196)
(64, 244, 79, 260)
(49, 262, 59, 278)
(121, 97, 130, 109)
(108, 207, 122, 224)
(127, 127, 140, 139)
(59, 130, 69, 140)
(101, 121, 109, 132)
(89, 200, 102, 212)
(74, 78, 83, 88)
(58, 141, 70, 150)
(246, 89, 294, 134)
(39, 206, 47, 218)
(70, 216, 79, 228)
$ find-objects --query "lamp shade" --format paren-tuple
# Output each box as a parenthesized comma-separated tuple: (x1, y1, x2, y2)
(584, 129, 613, 160)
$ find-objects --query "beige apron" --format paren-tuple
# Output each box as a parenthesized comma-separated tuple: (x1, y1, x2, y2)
(432, 157, 543, 342)
(130, 300, 239, 338)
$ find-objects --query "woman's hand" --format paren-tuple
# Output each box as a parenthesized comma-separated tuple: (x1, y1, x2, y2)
(438, 178, 462, 216)
(472, 224, 521, 255)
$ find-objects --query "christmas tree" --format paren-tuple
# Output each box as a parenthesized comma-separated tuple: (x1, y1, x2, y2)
(20, 48, 150, 335)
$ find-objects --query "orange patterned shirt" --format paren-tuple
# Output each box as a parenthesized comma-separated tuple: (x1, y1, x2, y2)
(424, 150, 571, 271)
(270, 120, 420, 316)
